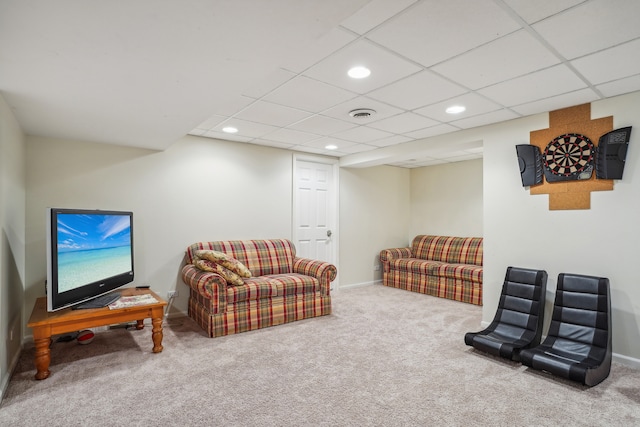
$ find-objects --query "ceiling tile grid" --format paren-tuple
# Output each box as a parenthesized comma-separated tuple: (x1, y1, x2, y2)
(4, 1, 636, 168)
(187, 0, 640, 167)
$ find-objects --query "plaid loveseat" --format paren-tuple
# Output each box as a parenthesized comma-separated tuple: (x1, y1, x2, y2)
(181, 239, 336, 337)
(379, 235, 483, 305)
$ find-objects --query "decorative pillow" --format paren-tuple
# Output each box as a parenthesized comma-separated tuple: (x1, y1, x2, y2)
(194, 259, 245, 286)
(194, 250, 252, 278)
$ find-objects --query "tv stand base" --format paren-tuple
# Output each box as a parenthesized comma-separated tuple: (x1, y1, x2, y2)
(28, 288, 167, 380)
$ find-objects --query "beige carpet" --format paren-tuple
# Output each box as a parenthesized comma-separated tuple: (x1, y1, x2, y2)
(2, 284, 640, 426)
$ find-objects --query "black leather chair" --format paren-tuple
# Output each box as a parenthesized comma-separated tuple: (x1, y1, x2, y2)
(465, 266, 547, 361)
(520, 273, 612, 387)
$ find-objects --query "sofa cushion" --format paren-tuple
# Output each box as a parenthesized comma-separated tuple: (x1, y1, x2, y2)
(194, 259, 245, 286)
(226, 274, 320, 304)
(412, 235, 483, 266)
(389, 258, 442, 275)
(194, 250, 252, 278)
(433, 263, 483, 283)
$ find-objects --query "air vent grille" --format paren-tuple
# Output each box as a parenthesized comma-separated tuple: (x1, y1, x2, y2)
(349, 108, 376, 118)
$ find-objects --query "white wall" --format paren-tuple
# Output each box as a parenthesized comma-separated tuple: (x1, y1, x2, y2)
(25, 135, 297, 318)
(19, 90, 640, 364)
(410, 159, 483, 238)
(25, 135, 401, 320)
(483, 91, 640, 362)
(0, 93, 26, 399)
(339, 165, 410, 286)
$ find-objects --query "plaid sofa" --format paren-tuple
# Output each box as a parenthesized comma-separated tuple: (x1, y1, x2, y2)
(181, 239, 336, 337)
(379, 235, 483, 305)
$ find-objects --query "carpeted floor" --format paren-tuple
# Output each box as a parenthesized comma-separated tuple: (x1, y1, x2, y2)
(1, 284, 639, 426)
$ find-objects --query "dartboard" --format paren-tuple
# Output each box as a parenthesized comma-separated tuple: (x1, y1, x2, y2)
(543, 133, 594, 177)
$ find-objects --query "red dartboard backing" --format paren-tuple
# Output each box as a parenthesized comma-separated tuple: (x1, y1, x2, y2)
(543, 133, 594, 178)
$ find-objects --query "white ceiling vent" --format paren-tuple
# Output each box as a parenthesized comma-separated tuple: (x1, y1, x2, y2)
(349, 108, 376, 118)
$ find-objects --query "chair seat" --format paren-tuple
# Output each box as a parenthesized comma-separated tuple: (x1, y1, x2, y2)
(520, 344, 608, 385)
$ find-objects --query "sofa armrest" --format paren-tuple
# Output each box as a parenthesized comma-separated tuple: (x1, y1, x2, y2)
(379, 247, 413, 272)
(181, 264, 228, 313)
(292, 257, 337, 295)
(379, 247, 412, 262)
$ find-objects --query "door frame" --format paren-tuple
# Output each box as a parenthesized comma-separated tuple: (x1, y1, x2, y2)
(292, 154, 340, 289)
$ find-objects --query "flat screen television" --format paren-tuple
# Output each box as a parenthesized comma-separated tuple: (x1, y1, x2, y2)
(46, 208, 134, 311)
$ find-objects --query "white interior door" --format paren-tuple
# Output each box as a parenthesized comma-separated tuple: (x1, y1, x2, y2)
(293, 155, 338, 286)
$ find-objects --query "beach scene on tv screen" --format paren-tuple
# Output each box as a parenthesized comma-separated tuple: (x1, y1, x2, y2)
(57, 213, 132, 293)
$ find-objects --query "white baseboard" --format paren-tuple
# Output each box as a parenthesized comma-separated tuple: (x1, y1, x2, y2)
(612, 352, 640, 369)
(1, 338, 24, 402)
(337, 280, 381, 290)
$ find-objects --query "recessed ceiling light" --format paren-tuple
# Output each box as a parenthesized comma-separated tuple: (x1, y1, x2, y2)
(325, 144, 338, 150)
(445, 105, 466, 114)
(222, 126, 238, 133)
(347, 66, 371, 79)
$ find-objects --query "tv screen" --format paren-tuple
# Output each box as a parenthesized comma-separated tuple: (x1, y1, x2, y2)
(46, 208, 134, 311)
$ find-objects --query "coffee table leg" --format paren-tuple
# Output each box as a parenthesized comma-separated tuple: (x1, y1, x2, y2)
(136, 319, 144, 330)
(34, 336, 51, 380)
(151, 317, 163, 353)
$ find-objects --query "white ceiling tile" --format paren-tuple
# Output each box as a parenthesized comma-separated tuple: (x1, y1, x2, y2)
(368, 112, 439, 134)
(263, 75, 357, 113)
(449, 109, 520, 129)
(367, 0, 520, 67)
(503, 0, 587, 24)
(280, 27, 358, 73)
(249, 139, 295, 150)
(511, 88, 600, 116)
(303, 137, 357, 150)
(234, 100, 312, 127)
(443, 154, 483, 163)
(465, 147, 484, 154)
(367, 134, 413, 148)
(440, 151, 479, 159)
(205, 96, 255, 118)
(288, 114, 357, 135)
(320, 96, 404, 124)
(259, 128, 320, 144)
(194, 114, 227, 130)
(242, 68, 296, 99)
(9, 1, 640, 169)
(571, 38, 640, 85)
(289, 144, 339, 157)
(405, 124, 460, 139)
(340, 0, 418, 34)
(410, 159, 451, 167)
(201, 131, 252, 143)
(431, 30, 560, 90)
(332, 125, 394, 143)
(303, 39, 422, 94)
(414, 93, 502, 122)
(597, 75, 640, 98)
(335, 143, 378, 154)
(532, 0, 640, 59)
(368, 70, 468, 110)
(477, 65, 587, 106)
(212, 118, 279, 139)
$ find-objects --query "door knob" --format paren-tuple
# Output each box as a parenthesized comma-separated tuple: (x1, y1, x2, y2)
(327, 230, 332, 237)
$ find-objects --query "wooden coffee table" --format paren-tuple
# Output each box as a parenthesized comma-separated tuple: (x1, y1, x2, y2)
(27, 288, 167, 380)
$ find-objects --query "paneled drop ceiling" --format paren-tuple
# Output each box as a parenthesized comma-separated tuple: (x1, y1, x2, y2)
(2, 0, 640, 168)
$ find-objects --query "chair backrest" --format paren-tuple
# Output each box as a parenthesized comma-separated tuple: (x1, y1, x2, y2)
(186, 239, 296, 277)
(546, 273, 611, 362)
(411, 235, 483, 266)
(489, 266, 547, 346)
